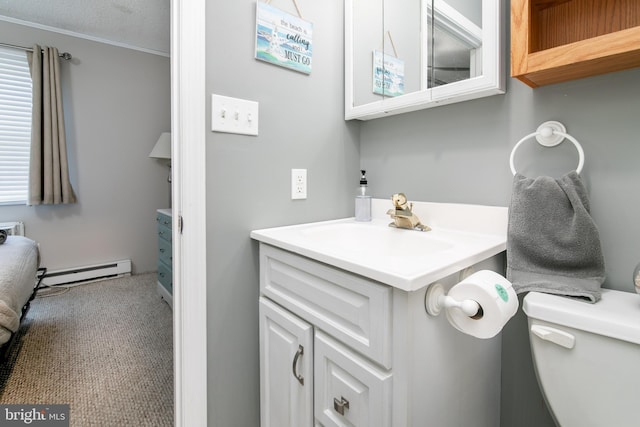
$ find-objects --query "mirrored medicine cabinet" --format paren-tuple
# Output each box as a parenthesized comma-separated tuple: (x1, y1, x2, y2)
(345, 0, 505, 120)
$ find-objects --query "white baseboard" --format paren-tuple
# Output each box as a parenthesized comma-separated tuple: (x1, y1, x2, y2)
(157, 281, 173, 309)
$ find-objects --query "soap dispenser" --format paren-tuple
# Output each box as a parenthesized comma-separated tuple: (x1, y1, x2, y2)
(355, 170, 372, 222)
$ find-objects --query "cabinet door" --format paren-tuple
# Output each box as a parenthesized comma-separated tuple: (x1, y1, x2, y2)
(314, 331, 392, 427)
(260, 297, 313, 427)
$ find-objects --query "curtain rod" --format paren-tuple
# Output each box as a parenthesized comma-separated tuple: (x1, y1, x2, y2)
(0, 42, 72, 60)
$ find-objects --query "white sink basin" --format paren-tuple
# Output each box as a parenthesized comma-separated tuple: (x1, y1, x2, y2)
(300, 221, 454, 258)
(251, 199, 508, 291)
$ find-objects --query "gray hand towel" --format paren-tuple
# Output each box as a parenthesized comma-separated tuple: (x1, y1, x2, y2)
(506, 171, 605, 303)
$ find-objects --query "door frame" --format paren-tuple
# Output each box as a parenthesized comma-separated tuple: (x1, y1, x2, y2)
(171, 0, 208, 425)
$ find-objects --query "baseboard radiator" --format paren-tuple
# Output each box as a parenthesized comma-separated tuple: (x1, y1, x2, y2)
(41, 259, 132, 287)
(0, 221, 25, 236)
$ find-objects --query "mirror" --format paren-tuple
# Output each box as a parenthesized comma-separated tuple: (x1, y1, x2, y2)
(345, 0, 504, 120)
(427, 1, 482, 87)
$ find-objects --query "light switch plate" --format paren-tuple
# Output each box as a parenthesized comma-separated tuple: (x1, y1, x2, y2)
(211, 94, 259, 136)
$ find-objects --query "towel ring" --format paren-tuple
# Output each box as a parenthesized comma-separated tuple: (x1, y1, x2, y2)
(509, 121, 584, 176)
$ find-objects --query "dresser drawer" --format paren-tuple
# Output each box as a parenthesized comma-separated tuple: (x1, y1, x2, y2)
(314, 331, 392, 427)
(158, 237, 172, 266)
(259, 244, 392, 368)
(157, 223, 171, 243)
(156, 211, 172, 229)
(157, 211, 172, 244)
(158, 261, 172, 292)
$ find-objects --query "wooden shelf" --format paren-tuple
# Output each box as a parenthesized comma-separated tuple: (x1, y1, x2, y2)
(511, 0, 640, 87)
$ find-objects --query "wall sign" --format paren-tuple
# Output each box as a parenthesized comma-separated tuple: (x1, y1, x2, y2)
(255, 2, 313, 74)
(373, 50, 405, 97)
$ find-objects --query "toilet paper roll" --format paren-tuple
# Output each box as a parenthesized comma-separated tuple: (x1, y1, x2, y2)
(445, 270, 518, 339)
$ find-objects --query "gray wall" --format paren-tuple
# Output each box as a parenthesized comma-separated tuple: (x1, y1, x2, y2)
(205, 1, 640, 426)
(0, 21, 171, 274)
(205, 1, 359, 426)
(359, 3, 640, 427)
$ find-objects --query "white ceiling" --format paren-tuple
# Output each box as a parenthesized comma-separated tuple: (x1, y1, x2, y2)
(0, 0, 170, 55)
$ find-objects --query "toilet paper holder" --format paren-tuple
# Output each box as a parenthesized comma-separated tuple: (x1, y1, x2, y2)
(425, 270, 519, 339)
(425, 282, 483, 319)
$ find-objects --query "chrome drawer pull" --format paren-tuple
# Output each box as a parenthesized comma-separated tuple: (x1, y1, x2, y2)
(292, 345, 304, 385)
(333, 396, 350, 415)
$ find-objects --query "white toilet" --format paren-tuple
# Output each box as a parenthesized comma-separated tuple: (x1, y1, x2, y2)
(523, 289, 640, 427)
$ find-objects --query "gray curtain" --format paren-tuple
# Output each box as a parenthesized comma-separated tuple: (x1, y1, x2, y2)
(27, 44, 76, 205)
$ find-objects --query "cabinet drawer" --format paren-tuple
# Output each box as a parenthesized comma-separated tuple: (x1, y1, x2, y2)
(156, 211, 172, 229)
(158, 237, 172, 266)
(157, 223, 171, 243)
(260, 244, 392, 368)
(157, 211, 172, 243)
(314, 331, 392, 427)
(158, 261, 172, 292)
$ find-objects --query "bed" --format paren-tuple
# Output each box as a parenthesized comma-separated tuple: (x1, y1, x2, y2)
(0, 235, 41, 350)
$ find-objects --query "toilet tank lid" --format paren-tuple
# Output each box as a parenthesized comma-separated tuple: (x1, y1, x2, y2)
(523, 289, 640, 345)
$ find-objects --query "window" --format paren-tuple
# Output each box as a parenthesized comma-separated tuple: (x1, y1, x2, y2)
(0, 46, 32, 205)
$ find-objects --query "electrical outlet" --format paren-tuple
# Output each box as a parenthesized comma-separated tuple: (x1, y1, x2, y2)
(291, 169, 307, 200)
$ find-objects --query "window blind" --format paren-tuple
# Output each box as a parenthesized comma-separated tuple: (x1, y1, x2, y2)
(0, 46, 32, 205)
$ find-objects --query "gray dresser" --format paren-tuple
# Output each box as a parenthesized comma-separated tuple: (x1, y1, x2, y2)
(156, 209, 173, 308)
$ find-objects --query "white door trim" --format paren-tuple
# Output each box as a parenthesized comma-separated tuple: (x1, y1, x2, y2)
(171, 0, 207, 425)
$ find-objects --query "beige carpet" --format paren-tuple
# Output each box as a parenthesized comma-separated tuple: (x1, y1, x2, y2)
(0, 272, 174, 426)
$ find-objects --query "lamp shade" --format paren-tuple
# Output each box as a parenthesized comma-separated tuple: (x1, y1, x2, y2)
(149, 132, 171, 159)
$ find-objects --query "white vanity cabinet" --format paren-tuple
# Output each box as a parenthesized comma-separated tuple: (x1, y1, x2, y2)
(314, 331, 392, 427)
(259, 297, 313, 427)
(257, 243, 503, 427)
(259, 296, 392, 427)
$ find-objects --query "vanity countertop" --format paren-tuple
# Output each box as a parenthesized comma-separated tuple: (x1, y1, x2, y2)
(251, 199, 508, 292)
